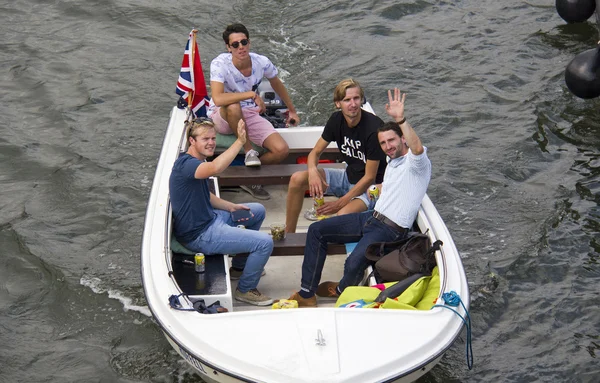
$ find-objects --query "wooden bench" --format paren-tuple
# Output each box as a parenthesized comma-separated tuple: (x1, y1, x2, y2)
(217, 163, 346, 186)
(212, 127, 339, 158)
(227, 233, 347, 256)
(273, 232, 347, 255)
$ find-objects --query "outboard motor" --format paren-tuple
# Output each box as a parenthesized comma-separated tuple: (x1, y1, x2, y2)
(256, 81, 289, 129)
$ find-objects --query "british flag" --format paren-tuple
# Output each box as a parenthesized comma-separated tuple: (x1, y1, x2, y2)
(176, 30, 209, 118)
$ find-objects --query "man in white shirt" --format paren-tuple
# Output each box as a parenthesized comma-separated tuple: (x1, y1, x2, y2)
(208, 23, 300, 200)
(287, 88, 432, 307)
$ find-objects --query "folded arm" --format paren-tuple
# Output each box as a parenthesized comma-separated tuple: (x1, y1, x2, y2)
(210, 81, 257, 107)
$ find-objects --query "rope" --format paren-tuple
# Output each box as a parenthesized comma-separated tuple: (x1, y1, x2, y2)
(432, 291, 474, 370)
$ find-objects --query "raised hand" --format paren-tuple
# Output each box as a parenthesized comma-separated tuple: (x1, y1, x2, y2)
(236, 119, 247, 145)
(385, 88, 406, 121)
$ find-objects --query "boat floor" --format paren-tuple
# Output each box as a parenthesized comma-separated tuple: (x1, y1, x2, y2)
(230, 254, 345, 311)
(220, 184, 346, 311)
(219, 183, 317, 233)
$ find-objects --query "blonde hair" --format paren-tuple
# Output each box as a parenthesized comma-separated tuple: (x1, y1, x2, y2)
(333, 78, 364, 104)
(185, 118, 215, 139)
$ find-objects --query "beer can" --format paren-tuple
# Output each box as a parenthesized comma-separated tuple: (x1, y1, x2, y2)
(313, 196, 325, 209)
(194, 253, 205, 273)
(236, 224, 246, 229)
(368, 185, 380, 200)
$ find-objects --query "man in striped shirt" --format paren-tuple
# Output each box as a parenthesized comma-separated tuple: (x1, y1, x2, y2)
(288, 88, 432, 307)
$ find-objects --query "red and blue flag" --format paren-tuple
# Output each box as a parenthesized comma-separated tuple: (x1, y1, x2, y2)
(176, 30, 209, 118)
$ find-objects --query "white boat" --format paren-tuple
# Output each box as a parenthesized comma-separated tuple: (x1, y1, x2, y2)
(141, 101, 471, 382)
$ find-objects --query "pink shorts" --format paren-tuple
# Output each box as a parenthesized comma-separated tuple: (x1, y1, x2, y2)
(210, 107, 276, 147)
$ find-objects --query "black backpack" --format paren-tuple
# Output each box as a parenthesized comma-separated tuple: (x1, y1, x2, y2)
(365, 231, 443, 283)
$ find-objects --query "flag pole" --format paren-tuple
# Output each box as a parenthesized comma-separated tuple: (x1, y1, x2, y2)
(188, 29, 198, 111)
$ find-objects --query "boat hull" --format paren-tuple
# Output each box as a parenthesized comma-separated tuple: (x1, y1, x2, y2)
(164, 327, 445, 383)
(142, 106, 470, 383)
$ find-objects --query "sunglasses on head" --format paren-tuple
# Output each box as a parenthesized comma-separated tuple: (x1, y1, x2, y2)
(187, 117, 214, 136)
(229, 39, 249, 49)
(193, 117, 213, 124)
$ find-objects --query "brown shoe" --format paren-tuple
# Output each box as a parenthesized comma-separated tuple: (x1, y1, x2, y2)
(288, 292, 317, 307)
(316, 281, 340, 298)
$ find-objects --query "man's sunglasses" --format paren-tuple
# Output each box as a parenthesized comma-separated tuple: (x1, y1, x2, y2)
(229, 39, 249, 49)
(193, 117, 213, 124)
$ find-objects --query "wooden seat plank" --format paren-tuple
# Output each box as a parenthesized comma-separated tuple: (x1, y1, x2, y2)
(217, 163, 345, 186)
(233, 233, 347, 256)
(272, 233, 347, 255)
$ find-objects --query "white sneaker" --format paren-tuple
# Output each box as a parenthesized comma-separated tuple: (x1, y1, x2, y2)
(245, 150, 261, 167)
(234, 288, 274, 306)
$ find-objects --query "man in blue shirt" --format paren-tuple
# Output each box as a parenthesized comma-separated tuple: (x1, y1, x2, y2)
(169, 117, 274, 306)
(288, 88, 432, 307)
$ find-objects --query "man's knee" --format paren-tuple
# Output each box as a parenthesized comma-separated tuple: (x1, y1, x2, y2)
(261, 133, 289, 162)
(258, 234, 274, 254)
(306, 223, 320, 242)
(246, 230, 273, 254)
(221, 102, 242, 114)
(307, 219, 328, 241)
(248, 203, 266, 219)
(220, 103, 242, 120)
(289, 170, 308, 190)
(266, 142, 289, 162)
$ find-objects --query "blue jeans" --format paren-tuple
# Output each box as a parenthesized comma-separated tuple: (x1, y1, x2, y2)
(301, 211, 407, 293)
(185, 203, 273, 292)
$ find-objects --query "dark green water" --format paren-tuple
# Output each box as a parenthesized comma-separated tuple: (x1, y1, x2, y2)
(1, 0, 599, 382)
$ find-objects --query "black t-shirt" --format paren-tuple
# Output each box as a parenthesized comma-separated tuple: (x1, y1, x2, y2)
(322, 110, 386, 184)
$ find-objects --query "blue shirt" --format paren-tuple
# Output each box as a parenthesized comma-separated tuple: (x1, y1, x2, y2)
(374, 147, 431, 229)
(169, 153, 215, 244)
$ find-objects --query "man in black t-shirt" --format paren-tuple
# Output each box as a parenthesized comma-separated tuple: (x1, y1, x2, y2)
(285, 78, 386, 233)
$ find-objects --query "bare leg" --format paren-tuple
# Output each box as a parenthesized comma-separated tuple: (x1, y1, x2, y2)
(260, 133, 289, 165)
(219, 103, 253, 153)
(286, 170, 308, 233)
(285, 168, 326, 233)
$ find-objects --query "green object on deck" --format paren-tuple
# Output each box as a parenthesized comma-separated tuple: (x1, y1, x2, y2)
(216, 133, 266, 155)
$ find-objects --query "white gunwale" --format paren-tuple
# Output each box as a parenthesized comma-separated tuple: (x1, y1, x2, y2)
(141, 105, 470, 383)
